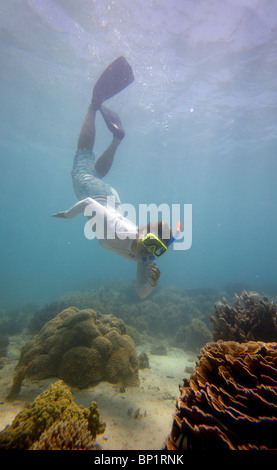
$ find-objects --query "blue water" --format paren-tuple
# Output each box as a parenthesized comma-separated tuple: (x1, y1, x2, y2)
(0, 0, 277, 306)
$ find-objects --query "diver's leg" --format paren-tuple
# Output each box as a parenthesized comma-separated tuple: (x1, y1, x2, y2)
(77, 101, 123, 176)
(94, 106, 125, 177)
(77, 56, 133, 151)
(77, 101, 124, 152)
(77, 103, 96, 151)
(94, 136, 121, 177)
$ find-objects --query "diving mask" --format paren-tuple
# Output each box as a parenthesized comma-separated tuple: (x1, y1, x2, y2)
(142, 233, 168, 257)
(141, 222, 181, 260)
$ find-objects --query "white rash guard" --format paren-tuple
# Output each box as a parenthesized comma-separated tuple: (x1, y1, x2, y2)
(53, 197, 156, 298)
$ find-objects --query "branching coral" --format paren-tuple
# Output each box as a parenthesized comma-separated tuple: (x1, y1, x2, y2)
(209, 290, 277, 342)
(164, 340, 277, 450)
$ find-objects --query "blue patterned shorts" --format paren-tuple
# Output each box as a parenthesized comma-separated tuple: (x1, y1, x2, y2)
(71, 150, 120, 205)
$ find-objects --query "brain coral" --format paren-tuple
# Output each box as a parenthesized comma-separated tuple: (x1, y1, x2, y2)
(164, 340, 277, 450)
(0, 380, 105, 450)
(8, 308, 139, 399)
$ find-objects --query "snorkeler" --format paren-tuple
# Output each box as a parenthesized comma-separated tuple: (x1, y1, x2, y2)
(52, 57, 179, 298)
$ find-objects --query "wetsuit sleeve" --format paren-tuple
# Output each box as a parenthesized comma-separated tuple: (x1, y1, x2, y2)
(52, 198, 107, 219)
(136, 261, 156, 298)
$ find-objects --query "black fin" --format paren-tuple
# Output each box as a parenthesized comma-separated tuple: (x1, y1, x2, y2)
(92, 56, 134, 110)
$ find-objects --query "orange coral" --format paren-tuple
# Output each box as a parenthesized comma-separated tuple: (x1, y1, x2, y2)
(165, 341, 277, 450)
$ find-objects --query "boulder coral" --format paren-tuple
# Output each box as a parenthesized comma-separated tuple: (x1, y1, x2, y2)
(8, 307, 139, 399)
(0, 380, 105, 450)
(164, 340, 277, 450)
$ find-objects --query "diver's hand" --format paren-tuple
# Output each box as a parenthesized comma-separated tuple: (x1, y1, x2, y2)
(148, 264, 160, 287)
(51, 211, 67, 218)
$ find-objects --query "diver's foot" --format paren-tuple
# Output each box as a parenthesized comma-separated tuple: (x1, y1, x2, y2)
(100, 105, 125, 140)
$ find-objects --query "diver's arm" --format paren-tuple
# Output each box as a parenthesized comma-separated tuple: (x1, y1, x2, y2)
(52, 197, 107, 219)
(136, 261, 160, 298)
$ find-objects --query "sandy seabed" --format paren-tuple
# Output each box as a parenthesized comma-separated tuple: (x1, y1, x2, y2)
(0, 333, 197, 450)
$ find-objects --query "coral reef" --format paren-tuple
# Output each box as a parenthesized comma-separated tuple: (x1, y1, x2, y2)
(174, 318, 213, 352)
(24, 282, 232, 354)
(9, 307, 139, 398)
(55, 283, 217, 338)
(209, 290, 277, 342)
(25, 283, 219, 353)
(0, 380, 105, 450)
(0, 304, 35, 336)
(28, 301, 72, 334)
(164, 340, 277, 450)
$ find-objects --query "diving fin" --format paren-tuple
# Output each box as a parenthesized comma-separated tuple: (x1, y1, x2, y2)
(100, 105, 125, 140)
(92, 56, 134, 110)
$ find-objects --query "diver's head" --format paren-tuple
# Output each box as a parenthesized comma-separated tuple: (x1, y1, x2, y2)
(131, 221, 173, 260)
(146, 221, 172, 243)
(144, 221, 172, 256)
(141, 221, 181, 260)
